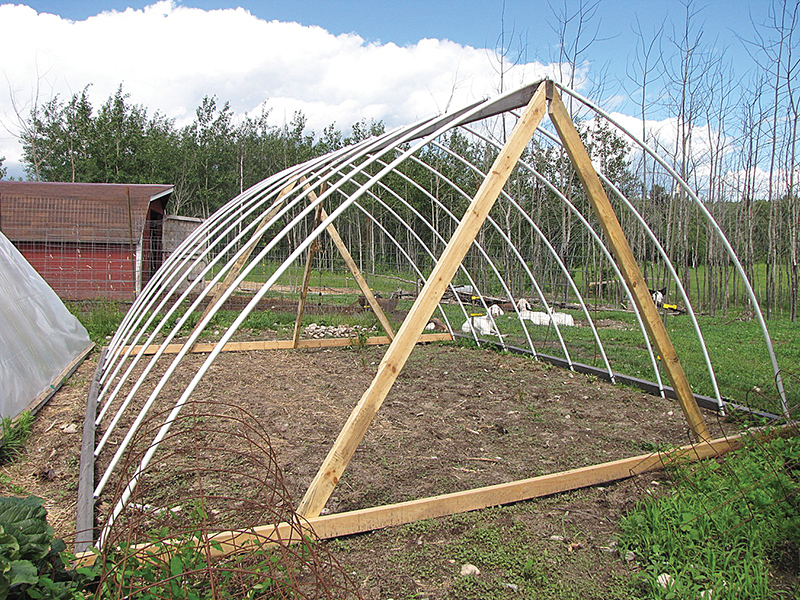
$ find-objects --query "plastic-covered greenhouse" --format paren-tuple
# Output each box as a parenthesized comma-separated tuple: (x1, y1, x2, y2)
(0, 230, 92, 420)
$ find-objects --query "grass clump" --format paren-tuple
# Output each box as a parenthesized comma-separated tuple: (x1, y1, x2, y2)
(620, 433, 800, 599)
(67, 301, 126, 345)
(0, 412, 34, 464)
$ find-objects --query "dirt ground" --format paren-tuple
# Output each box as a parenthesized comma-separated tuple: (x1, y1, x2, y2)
(1, 339, 737, 598)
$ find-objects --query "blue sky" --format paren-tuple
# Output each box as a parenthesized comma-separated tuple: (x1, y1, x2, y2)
(20, 1, 759, 51)
(0, 1, 776, 177)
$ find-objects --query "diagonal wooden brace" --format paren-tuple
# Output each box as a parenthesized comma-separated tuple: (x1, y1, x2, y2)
(547, 84, 709, 442)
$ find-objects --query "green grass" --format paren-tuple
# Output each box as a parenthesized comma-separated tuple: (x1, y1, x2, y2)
(439, 301, 798, 413)
(67, 300, 127, 344)
(619, 433, 800, 599)
(0, 411, 34, 464)
(572, 261, 798, 314)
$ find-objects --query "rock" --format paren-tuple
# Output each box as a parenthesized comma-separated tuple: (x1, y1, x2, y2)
(38, 468, 57, 481)
(549, 535, 565, 542)
(460, 563, 480, 576)
(657, 573, 674, 589)
(61, 423, 78, 434)
(503, 582, 519, 592)
(624, 550, 635, 562)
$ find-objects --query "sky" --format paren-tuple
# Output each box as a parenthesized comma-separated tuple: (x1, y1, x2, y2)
(0, 0, 774, 179)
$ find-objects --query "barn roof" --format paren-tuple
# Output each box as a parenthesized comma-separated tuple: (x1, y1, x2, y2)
(0, 182, 173, 244)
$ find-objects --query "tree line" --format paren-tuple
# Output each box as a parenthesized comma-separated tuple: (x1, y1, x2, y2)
(7, 79, 798, 319)
(5, 0, 799, 319)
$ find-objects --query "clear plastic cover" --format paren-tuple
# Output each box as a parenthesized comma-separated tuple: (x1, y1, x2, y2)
(0, 231, 91, 419)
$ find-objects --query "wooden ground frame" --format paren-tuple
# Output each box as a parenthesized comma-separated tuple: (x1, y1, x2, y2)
(77, 80, 787, 557)
(75, 426, 795, 566)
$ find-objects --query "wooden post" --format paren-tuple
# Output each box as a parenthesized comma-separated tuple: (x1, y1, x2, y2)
(296, 82, 549, 519)
(122, 333, 451, 355)
(199, 178, 300, 321)
(547, 84, 710, 442)
(291, 203, 324, 347)
(75, 347, 107, 552)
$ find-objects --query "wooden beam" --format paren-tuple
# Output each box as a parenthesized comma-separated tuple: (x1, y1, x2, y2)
(20, 343, 95, 419)
(546, 86, 710, 442)
(75, 347, 107, 553)
(319, 205, 396, 340)
(122, 333, 452, 356)
(292, 202, 324, 348)
(75, 428, 779, 566)
(296, 82, 550, 519)
(199, 178, 300, 322)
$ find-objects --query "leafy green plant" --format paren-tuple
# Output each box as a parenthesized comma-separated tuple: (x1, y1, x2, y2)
(0, 412, 34, 464)
(0, 496, 96, 599)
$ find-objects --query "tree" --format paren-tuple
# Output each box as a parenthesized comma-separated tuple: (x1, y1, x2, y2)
(0, 155, 6, 179)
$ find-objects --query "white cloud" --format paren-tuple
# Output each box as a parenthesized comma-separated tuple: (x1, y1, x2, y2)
(0, 1, 564, 177)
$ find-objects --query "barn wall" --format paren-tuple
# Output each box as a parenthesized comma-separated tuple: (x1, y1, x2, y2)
(19, 241, 136, 301)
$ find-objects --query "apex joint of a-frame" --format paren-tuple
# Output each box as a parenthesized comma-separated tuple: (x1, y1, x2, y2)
(544, 79, 555, 102)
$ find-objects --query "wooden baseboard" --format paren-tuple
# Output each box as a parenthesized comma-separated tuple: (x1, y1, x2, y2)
(122, 333, 452, 356)
(75, 428, 777, 566)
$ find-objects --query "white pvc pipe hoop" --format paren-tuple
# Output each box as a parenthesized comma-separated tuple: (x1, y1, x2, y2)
(90, 79, 788, 546)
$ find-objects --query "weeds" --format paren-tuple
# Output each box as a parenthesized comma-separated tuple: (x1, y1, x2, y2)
(67, 301, 125, 344)
(619, 434, 800, 599)
(0, 412, 34, 464)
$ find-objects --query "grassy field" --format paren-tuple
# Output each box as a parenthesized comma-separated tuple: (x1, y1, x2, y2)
(68, 267, 798, 416)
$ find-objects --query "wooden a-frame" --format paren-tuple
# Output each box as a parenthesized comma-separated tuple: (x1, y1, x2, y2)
(296, 80, 709, 520)
(197, 176, 396, 349)
(291, 182, 396, 347)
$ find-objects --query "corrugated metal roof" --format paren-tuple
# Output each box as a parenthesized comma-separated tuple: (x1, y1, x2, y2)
(0, 182, 173, 243)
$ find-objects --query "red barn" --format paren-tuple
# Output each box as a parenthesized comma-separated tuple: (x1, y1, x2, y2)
(0, 182, 173, 301)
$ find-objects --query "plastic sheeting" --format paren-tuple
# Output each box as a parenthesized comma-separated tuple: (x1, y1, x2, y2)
(0, 231, 91, 419)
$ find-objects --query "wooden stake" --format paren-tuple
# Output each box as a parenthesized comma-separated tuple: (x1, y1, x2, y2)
(547, 85, 710, 442)
(296, 82, 549, 519)
(292, 202, 324, 348)
(199, 179, 300, 322)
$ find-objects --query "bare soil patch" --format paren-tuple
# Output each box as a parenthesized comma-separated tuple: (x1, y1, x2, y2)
(3, 340, 736, 598)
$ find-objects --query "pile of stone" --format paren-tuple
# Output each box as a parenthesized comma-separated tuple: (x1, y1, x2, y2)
(303, 323, 377, 339)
